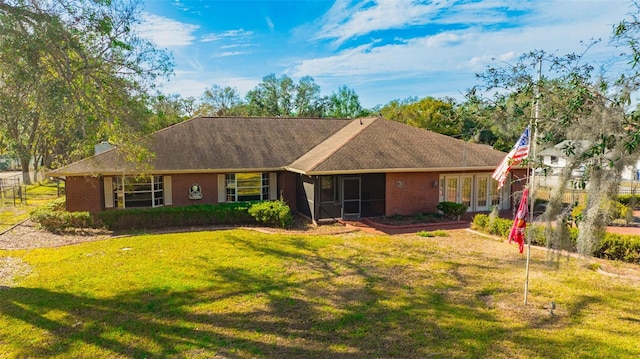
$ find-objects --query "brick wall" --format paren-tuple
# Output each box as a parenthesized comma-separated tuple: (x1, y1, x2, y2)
(65, 176, 103, 213)
(385, 172, 440, 216)
(66, 172, 290, 213)
(170, 173, 219, 206)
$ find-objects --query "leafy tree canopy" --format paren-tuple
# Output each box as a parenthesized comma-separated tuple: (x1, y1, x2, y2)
(0, 0, 172, 182)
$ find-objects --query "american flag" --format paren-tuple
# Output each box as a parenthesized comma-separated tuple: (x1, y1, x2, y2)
(492, 126, 530, 189)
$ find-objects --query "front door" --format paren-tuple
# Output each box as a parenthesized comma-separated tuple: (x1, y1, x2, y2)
(342, 177, 361, 220)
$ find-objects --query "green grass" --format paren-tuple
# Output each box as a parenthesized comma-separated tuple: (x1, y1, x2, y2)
(0, 181, 61, 232)
(417, 229, 449, 237)
(1, 228, 639, 358)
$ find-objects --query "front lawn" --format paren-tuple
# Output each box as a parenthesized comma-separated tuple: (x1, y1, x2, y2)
(0, 181, 61, 232)
(1, 229, 639, 358)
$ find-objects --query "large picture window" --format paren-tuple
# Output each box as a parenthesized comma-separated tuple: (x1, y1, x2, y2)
(226, 173, 269, 202)
(114, 176, 164, 208)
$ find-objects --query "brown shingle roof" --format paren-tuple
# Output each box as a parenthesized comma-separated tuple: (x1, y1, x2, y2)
(296, 117, 506, 174)
(50, 116, 507, 176)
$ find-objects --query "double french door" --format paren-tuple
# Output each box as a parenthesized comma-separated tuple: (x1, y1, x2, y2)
(439, 174, 508, 212)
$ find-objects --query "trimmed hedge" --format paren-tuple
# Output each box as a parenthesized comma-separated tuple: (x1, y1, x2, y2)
(31, 198, 94, 232)
(97, 202, 257, 230)
(472, 213, 640, 264)
(31, 200, 294, 232)
(594, 234, 640, 264)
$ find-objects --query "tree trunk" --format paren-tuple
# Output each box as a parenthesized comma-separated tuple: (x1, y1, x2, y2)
(20, 156, 31, 185)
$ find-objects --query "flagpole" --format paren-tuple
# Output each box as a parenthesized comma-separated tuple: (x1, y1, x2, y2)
(524, 57, 541, 306)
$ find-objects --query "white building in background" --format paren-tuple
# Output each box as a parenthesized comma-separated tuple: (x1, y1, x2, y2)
(537, 140, 640, 188)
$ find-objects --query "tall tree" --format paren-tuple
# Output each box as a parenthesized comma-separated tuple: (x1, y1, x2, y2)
(145, 92, 189, 132)
(471, 46, 639, 258)
(245, 74, 328, 117)
(246, 73, 294, 116)
(0, 0, 172, 183)
(199, 84, 243, 116)
(326, 85, 370, 118)
(380, 96, 462, 136)
(294, 76, 325, 117)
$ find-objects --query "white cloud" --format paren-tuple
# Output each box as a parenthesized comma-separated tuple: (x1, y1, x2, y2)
(212, 51, 250, 58)
(313, 0, 441, 45)
(266, 16, 275, 31)
(220, 43, 252, 50)
(292, 1, 628, 80)
(200, 29, 253, 43)
(137, 13, 199, 47)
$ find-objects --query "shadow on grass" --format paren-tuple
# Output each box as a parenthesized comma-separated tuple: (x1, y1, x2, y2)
(1, 234, 638, 358)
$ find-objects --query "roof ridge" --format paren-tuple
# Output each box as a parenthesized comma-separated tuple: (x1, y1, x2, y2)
(287, 117, 378, 173)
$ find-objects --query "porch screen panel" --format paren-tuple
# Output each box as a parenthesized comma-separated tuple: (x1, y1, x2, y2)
(318, 176, 341, 220)
(360, 174, 385, 217)
(296, 175, 314, 219)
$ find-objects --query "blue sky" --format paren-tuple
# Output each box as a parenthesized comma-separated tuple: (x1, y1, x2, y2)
(138, 0, 632, 108)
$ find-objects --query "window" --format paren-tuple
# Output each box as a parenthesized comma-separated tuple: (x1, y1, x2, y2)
(226, 173, 269, 202)
(446, 177, 458, 202)
(439, 173, 509, 212)
(490, 179, 500, 207)
(477, 177, 488, 207)
(114, 176, 164, 208)
(550, 156, 558, 165)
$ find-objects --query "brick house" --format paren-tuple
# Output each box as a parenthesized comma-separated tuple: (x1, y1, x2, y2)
(49, 116, 524, 223)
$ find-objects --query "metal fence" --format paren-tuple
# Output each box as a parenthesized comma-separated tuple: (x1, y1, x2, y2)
(537, 181, 640, 206)
(0, 174, 26, 207)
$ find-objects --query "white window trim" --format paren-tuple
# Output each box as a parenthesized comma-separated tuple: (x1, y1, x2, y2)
(439, 173, 510, 211)
(112, 175, 165, 209)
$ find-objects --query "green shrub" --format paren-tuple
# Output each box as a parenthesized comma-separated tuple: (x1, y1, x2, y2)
(617, 194, 640, 208)
(608, 201, 633, 224)
(248, 200, 292, 228)
(437, 202, 468, 220)
(571, 205, 585, 227)
(471, 213, 512, 237)
(488, 216, 513, 237)
(31, 204, 93, 232)
(97, 202, 256, 230)
(471, 214, 489, 231)
(472, 214, 640, 264)
(594, 234, 640, 264)
(528, 225, 547, 246)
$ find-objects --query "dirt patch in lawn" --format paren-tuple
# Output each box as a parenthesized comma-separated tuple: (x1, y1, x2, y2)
(0, 216, 355, 250)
